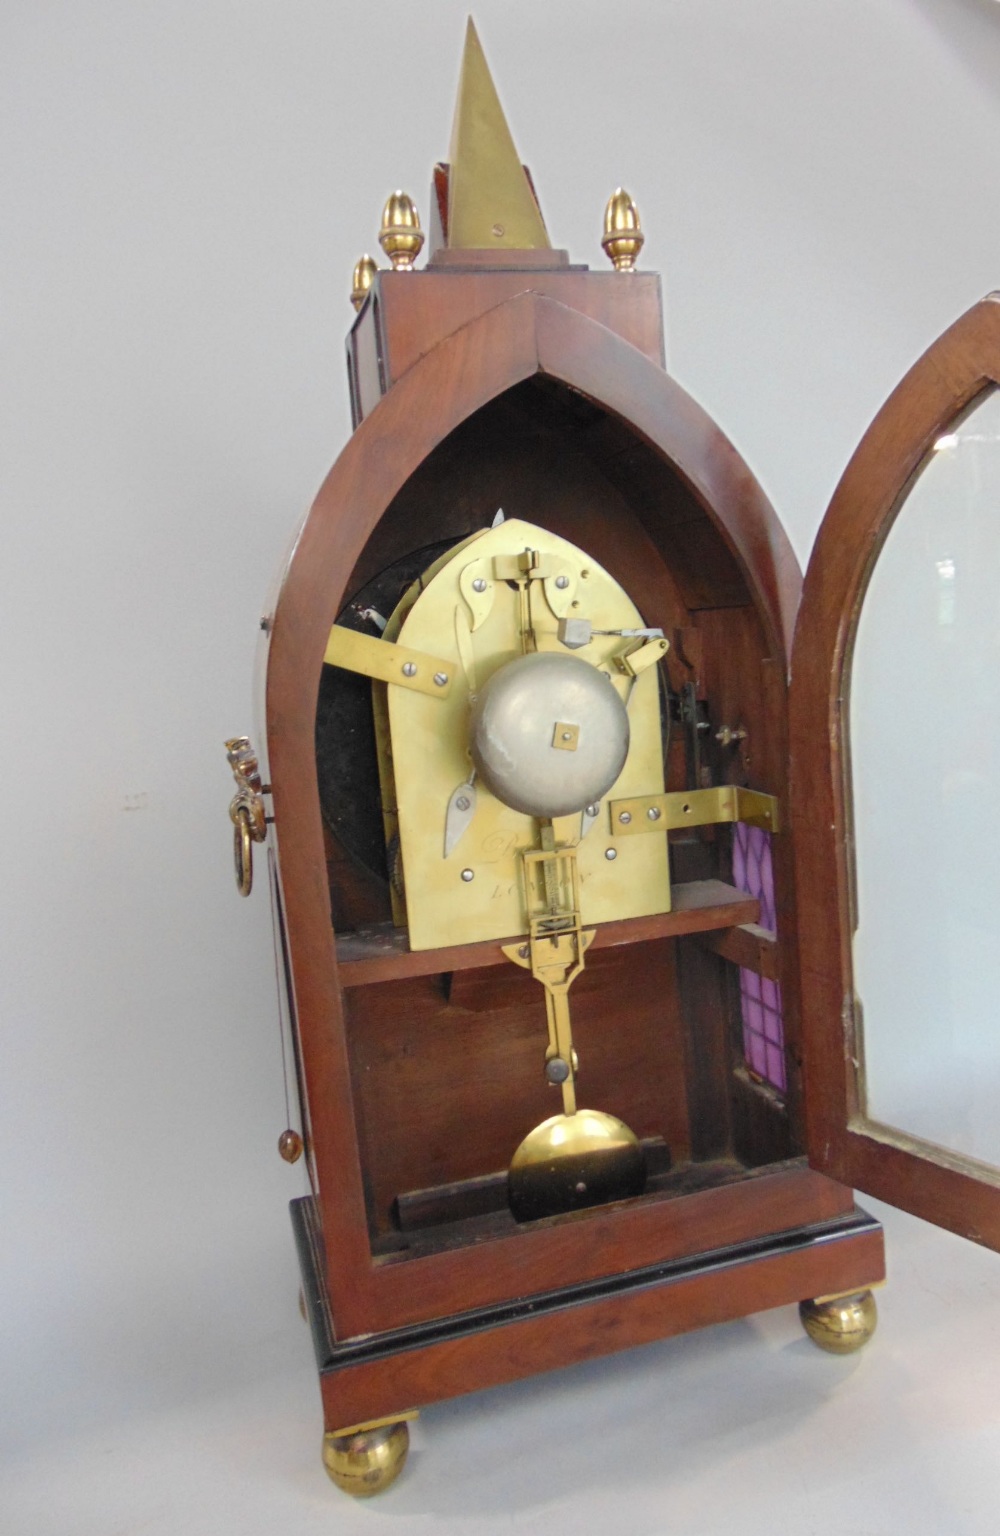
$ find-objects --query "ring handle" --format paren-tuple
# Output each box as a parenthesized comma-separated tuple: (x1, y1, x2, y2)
(233, 806, 254, 896)
(225, 736, 267, 897)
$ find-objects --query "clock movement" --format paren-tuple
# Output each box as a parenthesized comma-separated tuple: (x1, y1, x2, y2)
(226, 18, 1000, 1497)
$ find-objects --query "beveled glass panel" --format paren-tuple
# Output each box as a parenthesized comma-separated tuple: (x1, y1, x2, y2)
(850, 387, 1000, 1169)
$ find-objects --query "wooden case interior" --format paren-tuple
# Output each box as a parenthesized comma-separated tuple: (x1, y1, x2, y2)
(315, 375, 803, 1262)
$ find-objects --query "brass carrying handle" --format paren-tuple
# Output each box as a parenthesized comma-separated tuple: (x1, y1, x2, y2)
(225, 737, 267, 897)
(233, 806, 254, 897)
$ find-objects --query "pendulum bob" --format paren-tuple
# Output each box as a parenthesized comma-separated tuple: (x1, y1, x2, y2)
(508, 1106, 646, 1223)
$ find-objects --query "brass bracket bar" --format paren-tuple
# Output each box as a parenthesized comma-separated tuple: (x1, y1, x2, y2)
(324, 625, 454, 698)
(608, 785, 780, 837)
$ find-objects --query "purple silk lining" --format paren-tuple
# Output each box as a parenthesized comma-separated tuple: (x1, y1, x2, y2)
(732, 822, 786, 1093)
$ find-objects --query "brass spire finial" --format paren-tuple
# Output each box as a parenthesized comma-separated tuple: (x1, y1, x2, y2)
(446, 17, 550, 250)
(350, 254, 378, 310)
(602, 189, 644, 271)
(379, 193, 424, 270)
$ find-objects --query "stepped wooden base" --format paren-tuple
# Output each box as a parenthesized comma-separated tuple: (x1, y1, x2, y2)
(292, 1194, 885, 1449)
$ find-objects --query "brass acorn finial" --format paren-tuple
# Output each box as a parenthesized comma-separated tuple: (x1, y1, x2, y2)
(379, 192, 424, 270)
(602, 188, 644, 272)
(350, 254, 378, 311)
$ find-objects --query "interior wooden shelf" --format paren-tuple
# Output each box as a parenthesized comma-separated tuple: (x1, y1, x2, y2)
(335, 878, 760, 986)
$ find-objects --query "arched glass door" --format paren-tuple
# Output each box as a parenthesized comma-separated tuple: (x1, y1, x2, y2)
(792, 295, 1000, 1245)
(852, 388, 1000, 1172)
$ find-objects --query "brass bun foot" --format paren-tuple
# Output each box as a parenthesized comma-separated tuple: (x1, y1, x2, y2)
(799, 1290, 878, 1354)
(322, 1421, 410, 1498)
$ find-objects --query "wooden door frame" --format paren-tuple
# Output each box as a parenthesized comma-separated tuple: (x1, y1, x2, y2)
(790, 293, 1000, 1247)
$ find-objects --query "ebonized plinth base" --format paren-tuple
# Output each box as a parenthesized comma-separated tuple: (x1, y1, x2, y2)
(292, 1193, 885, 1438)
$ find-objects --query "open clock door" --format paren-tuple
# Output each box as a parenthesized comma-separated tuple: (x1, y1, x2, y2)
(791, 294, 1000, 1248)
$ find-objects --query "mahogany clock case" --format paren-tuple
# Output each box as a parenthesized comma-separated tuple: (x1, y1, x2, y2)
(260, 261, 894, 1433)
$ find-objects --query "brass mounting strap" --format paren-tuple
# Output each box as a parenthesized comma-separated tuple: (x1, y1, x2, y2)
(324, 625, 454, 698)
(608, 785, 780, 837)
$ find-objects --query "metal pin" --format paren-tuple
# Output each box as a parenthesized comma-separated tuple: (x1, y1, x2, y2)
(461, 868, 475, 882)
(605, 848, 618, 861)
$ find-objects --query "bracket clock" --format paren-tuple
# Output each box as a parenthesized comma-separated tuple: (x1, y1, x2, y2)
(226, 19, 1000, 1498)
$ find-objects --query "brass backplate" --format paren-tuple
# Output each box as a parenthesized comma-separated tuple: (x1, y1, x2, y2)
(383, 518, 670, 950)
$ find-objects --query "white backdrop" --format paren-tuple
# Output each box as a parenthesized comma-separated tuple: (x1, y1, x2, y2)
(4, 2, 1000, 1531)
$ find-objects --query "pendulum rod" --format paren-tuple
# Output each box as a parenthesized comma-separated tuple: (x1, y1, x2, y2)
(503, 825, 592, 1109)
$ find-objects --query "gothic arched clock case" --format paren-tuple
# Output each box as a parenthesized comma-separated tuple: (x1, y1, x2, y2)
(225, 21, 1000, 1498)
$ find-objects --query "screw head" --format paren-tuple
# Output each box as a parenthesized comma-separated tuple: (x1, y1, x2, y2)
(586, 803, 600, 818)
(518, 943, 529, 958)
(555, 574, 570, 590)
(455, 794, 471, 811)
(647, 806, 662, 820)
(461, 868, 475, 882)
(619, 810, 632, 824)
(433, 671, 448, 687)
(401, 661, 417, 677)
(472, 577, 487, 593)
(605, 847, 618, 861)
(545, 1057, 570, 1084)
